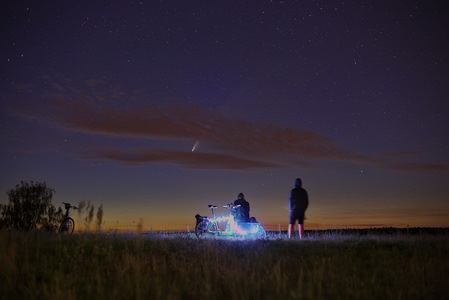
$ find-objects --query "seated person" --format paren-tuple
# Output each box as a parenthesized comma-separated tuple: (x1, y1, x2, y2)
(232, 193, 250, 223)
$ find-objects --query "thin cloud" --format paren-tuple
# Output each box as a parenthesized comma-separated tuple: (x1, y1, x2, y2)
(7, 78, 449, 172)
(53, 98, 375, 162)
(381, 151, 427, 158)
(381, 161, 449, 173)
(81, 147, 281, 170)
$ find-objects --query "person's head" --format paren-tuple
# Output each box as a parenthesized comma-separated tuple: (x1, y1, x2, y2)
(295, 178, 302, 187)
(238, 192, 244, 199)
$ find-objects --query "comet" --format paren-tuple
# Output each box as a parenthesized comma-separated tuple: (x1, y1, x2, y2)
(191, 140, 199, 152)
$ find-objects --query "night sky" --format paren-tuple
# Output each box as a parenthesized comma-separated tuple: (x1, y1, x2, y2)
(1, 1, 448, 231)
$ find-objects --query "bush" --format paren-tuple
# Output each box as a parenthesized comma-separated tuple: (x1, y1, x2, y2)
(0, 181, 63, 231)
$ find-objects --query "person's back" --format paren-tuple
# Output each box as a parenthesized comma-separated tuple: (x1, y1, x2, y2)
(233, 193, 250, 223)
(289, 186, 308, 212)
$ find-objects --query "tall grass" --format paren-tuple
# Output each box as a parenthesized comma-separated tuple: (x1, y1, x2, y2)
(1, 230, 448, 299)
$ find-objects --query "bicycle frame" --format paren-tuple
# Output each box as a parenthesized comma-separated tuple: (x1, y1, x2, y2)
(59, 202, 78, 234)
(63, 202, 78, 219)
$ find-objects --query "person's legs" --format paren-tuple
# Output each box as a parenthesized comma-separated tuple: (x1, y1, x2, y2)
(298, 223, 304, 239)
(288, 210, 298, 239)
(288, 210, 295, 239)
(288, 224, 294, 239)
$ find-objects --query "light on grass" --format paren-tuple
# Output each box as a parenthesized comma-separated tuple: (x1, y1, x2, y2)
(213, 215, 258, 236)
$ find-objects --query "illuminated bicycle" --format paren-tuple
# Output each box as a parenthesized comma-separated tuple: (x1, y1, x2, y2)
(194, 204, 266, 239)
(58, 202, 78, 234)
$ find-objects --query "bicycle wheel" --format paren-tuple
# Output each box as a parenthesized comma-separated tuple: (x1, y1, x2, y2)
(257, 224, 267, 239)
(59, 217, 75, 234)
(195, 220, 218, 239)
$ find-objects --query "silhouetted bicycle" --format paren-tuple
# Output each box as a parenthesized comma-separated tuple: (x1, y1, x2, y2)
(59, 202, 78, 234)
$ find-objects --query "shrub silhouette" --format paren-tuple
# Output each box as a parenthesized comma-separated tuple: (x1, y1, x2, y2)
(0, 181, 63, 231)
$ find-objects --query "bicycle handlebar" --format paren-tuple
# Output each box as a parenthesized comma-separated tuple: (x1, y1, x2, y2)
(62, 202, 79, 210)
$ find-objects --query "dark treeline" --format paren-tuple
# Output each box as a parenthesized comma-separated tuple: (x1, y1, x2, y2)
(302, 227, 449, 236)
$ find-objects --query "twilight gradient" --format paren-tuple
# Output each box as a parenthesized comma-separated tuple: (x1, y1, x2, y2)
(1, 0, 448, 231)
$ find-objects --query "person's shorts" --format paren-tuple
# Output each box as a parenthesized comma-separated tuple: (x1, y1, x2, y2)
(289, 210, 305, 224)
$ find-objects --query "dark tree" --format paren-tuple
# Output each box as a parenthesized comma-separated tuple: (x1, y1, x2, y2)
(0, 181, 63, 231)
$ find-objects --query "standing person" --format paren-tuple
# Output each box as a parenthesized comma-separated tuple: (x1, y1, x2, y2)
(288, 178, 309, 239)
(233, 193, 250, 223)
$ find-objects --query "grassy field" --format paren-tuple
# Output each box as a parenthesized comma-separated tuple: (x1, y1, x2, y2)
(1, 230, 448, 300)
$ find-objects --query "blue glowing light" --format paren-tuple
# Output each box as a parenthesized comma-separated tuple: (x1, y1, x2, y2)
(195, 204, 266, 239)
